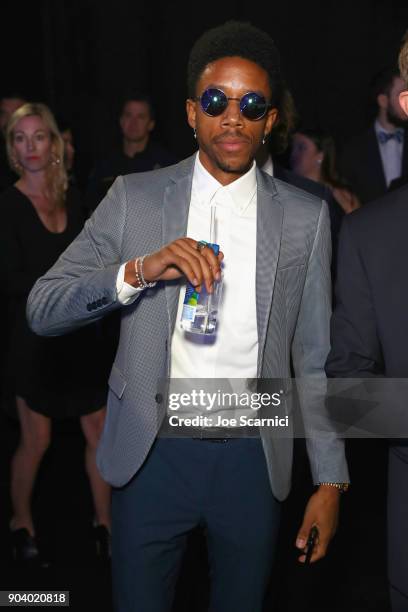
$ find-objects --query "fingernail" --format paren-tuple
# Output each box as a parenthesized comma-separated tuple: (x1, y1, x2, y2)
(296, 538, 306, 548)
(193, 278, 199, 285)
(215, 271, 221, 280)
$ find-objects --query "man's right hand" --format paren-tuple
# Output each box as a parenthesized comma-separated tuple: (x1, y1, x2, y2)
(124, 238, 223, 292)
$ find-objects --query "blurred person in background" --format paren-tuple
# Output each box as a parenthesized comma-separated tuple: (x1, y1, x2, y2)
(86, 92, 177, 210)
(0, 94, 26, 191)
(291, 128, 360, 214)
(0, 95, 26, 133)
(339, 67, 408, 203)
(0, 95, 26, 412)
(0, 103, 110, 564)
(60, 123, 76, 183)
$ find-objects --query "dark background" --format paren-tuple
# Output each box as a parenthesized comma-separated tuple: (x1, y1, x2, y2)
(2, 0, 408, 180)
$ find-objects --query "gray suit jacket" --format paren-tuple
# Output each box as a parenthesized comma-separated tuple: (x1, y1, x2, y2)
(27, 155, 348, 500)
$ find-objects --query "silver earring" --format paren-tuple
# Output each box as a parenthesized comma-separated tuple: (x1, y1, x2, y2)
(193, 128, 197, 139)
(51, 154, 61, 166)
(262, 133, 268, 145)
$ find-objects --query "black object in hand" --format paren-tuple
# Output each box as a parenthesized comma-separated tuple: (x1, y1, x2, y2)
(304, 525, 319, 565)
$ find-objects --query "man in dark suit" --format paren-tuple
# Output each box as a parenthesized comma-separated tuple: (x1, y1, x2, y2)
(326, 35, 408, 611)
(339, 67, 408, 204)
(86, 93, 177, 211)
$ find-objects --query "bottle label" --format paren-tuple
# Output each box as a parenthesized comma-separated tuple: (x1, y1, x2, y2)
(181, 304, 196, 323)
(181, 285, 199, 322)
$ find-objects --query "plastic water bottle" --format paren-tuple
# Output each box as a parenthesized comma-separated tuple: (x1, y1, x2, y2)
(180, 205, 222, 335)
(180, 242, 222, 335)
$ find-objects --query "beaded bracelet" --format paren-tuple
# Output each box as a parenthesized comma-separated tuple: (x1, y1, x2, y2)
(134, 255, 157, 289)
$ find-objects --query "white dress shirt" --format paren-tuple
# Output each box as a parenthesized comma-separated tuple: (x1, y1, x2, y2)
(375, 119, 404, 187)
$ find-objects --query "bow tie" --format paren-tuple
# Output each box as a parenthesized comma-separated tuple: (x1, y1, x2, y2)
(378, 130, 404, 144)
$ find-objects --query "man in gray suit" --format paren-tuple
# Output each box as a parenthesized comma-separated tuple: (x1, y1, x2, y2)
(27, 21, 348, 612)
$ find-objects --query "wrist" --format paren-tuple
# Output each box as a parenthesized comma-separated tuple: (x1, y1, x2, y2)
(124, 260, 139, 287)
(124, 256, 157, 290)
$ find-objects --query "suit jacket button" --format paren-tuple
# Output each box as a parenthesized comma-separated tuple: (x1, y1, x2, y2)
(155, 393, 163, 404)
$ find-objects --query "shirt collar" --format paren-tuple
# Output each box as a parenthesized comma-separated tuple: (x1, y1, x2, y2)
(192, 152, 257, 215)
(375, 119, 404, 138)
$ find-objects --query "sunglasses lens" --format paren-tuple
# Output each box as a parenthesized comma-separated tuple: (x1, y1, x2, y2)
(240, 92, 268, 120)
(200, 88, 228, 116)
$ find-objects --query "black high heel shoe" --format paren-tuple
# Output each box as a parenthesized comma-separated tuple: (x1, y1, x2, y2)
(11, 528, 39, 563)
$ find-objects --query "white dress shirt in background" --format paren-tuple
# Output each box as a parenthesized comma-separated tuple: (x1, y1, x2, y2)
(375, 119, 404, 187)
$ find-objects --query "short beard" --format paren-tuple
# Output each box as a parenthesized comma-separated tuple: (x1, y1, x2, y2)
(386, 107, 408, 129)
(216, 158, 253, 176)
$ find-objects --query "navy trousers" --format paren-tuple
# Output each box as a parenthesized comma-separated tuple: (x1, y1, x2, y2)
(112, 437, 281, 612)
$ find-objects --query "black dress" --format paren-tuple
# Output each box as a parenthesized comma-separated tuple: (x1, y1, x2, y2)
(0, 185, 107, 418)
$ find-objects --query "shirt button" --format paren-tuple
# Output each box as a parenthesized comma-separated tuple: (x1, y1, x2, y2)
(155, 393, 163, 404)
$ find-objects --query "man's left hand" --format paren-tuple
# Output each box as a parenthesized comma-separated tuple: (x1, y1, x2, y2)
(295, 485, 341, 563)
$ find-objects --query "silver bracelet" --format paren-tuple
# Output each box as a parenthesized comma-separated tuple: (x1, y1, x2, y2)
(318, 482, 349, 493)
(134, 255, 157, 289)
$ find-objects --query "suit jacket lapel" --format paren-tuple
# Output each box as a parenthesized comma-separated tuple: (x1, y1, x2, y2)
(256, 169, 283, 375)
(162, 155, 195, 335)
(402, 131, 408, 175)
(367, 127, 387, 193)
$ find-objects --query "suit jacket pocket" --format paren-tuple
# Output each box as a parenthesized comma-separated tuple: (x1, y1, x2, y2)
(108, 363, 127, 399)
(277, 257, 306, 271)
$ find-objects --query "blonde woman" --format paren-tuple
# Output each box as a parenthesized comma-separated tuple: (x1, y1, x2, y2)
(0, 103, 110, 563)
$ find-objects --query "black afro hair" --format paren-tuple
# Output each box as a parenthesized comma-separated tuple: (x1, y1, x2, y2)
(187, 21, 283, 109)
